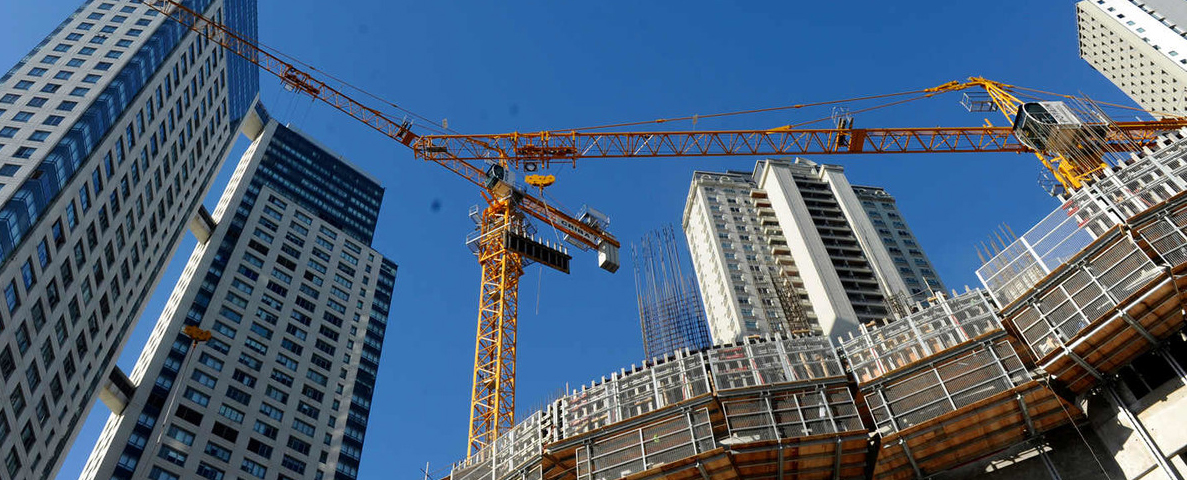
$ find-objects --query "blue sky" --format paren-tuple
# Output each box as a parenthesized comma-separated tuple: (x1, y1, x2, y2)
(0, 1, 1140, 479)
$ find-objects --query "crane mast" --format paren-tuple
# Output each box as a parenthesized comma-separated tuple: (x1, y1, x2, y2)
(140, 0, 620, 456)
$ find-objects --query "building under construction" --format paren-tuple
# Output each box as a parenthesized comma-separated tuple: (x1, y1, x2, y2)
(436, 127, 1187, 480)
(633, 226, 714, 359)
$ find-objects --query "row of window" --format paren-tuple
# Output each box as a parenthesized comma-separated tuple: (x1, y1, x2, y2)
(0, 17, 233, 474)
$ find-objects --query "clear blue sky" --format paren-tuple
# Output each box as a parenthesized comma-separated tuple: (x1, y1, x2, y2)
(0, 1, 1138, 478)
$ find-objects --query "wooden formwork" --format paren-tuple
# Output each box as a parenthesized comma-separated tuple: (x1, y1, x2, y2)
(871, 380, 1080, 480)
(1035, 269, 1187, 394)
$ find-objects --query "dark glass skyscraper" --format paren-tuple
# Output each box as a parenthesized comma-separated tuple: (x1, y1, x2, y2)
(79, 118, 395, 480)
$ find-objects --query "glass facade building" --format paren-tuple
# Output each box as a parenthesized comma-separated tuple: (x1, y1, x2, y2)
(79, 119, 395, 480)
(0, 0, 258, 477)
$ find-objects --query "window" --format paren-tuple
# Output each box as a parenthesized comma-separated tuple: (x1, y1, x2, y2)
(57, 100, 77, 111)
(12, 111, 32, 122)
(196, 462, 225, 480)
(204, 442, 232, 462)
(218, 404, 245, 423)
(148, 467, 179, 480)
(190, 369, 217, 388)
(259, 402, 283, 421)
(42, 115, 64, 126)
(253, 420, 279, 439)
(28, 130, 49, 142)
(198, 352, 224, 371)
(82, 74, 100, 83)
(69, 87, 89, 97)
(14, 147, 35, 159)
(13, 80, 32, 90)
(157, 445, 187, 467)
(293, 418, 317, 437)
(183, 387, 210, 407)
(166, 425, 195, 446)
(0, 94, 18, 104)
(240, 458, 267, 479)
(0, 128, 16, 139)
(226, 385, 252, 405)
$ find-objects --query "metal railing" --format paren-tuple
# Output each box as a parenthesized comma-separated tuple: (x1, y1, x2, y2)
(448, 334, 847, 480)
(1005, 232, 1161, 359)
(561, 349, 710, 438)
(720, 386, 864, 443)
(978, 128, 1187, 306)
(840, 290, 1003, 384)
(452, 410, 551, 480)
(574, 409, 715, 480)
(862, 339, 1029, 435)
(707, 336, 843, 391)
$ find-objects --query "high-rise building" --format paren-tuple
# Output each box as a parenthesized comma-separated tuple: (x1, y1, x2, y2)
(851, 186, 945, 302)
(0, 0, 258, 477)
(78, 118, 395, 480)
(632, 225, 712, 359)
(1077, 0, 1187, 116)
(682, 158, 941, 343)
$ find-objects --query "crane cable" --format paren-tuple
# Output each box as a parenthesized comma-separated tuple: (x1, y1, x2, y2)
(248, 37, 458, 136)
(546, 88, 942, 133)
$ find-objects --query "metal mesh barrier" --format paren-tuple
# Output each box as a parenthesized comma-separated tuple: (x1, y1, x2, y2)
(841, 290, 1003, 383)
(721, 386, 864, 443)
(862, 338, 1029, 435)
(707, 336, 843, 391)
(562, 350, 710, 438)
(452, 410, 551, 480)
(978, 129, 1187, 306)
(1005, 233, 1161, 358)
(575, 409, 714, 480)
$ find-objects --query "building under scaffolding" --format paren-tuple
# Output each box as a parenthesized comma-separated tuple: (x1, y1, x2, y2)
(634, 226, 714, 359)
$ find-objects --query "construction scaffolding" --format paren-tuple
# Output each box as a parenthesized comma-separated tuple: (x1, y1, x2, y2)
(437, 130, 1187, 480)
(978, 127, 1187, 307)
(840, 290, 1003, 384)
(633, 226, 714, 359)
(1002, 191, 1187, 394)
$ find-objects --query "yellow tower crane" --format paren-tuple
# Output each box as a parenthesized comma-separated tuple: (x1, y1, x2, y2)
(144, 0, 1187, 458)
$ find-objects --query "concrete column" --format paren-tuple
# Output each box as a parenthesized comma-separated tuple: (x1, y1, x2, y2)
(1103, 384, 1185, 480)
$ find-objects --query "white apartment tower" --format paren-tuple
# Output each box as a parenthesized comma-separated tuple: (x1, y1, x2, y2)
(1078, 0, 1187, 116)
(0, 0, 259, 477)
(79, 118, 396, 480)
(682, 158, 942, 344)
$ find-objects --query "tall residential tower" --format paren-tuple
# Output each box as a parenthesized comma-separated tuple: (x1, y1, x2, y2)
(0, 0, 258, 477)
(682, 158, 942, 343)
(79, 118, 395, 480)
(1078, 0, 1187, 115)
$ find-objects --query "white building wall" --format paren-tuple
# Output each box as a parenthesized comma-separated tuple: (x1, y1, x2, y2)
(1078, 0, 1187, 116)
(755, 162, 860, 338)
